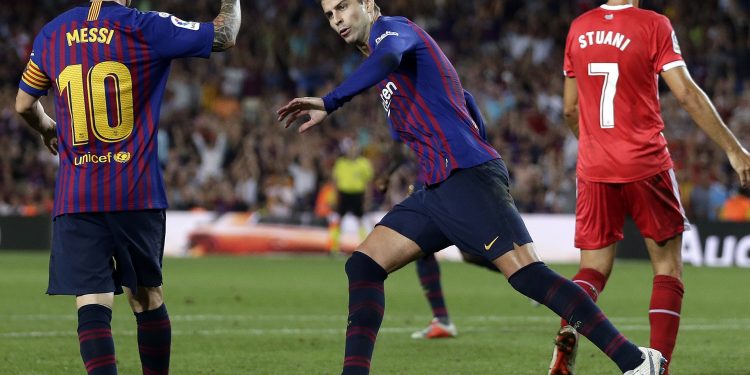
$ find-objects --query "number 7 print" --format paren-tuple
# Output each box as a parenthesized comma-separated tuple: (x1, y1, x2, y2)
(588, 62, 619, 129)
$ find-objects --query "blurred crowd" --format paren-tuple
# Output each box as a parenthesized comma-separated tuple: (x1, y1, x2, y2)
(1, 0, 750, 222)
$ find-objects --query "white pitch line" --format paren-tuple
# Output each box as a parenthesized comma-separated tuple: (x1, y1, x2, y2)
(2, 322, 749, 339)
(6, 313, 750, 324)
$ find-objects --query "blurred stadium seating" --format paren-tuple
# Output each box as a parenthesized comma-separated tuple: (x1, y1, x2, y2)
(1, 0, 749, 224)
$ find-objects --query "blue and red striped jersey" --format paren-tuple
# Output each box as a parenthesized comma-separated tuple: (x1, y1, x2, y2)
(323, 16, 499, 185)
(18, 1, 213, 217)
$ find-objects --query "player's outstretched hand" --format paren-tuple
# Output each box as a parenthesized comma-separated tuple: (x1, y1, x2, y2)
(727, 147, 750, 187)
(41, 120, 58, 156)
(277, 97, 328, 133)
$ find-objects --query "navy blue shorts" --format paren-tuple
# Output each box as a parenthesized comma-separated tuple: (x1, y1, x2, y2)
(379, 159, 532, 260)
(48, 210, 166, 296)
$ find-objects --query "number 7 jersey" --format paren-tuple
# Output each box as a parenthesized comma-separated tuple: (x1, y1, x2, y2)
(18, 1, 213, 216)
(563, 4, 684, 183)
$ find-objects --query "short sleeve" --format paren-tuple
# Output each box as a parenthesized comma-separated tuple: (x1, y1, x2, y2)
(19, 33, 52, 97)
(138, 11, 213, 60)
(563, 28, 576, 78)
(652, 15, 685, 73)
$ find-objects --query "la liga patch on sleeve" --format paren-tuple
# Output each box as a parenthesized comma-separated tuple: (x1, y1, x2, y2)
(171, 16, 200, 30)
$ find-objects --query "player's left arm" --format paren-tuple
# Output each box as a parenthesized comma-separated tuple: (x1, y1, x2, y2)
(562, 77, 579, 139)
(15, 91, 57, 156)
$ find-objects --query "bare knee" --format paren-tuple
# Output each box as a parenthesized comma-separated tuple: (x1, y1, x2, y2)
(646, 235, 683, 279)
(126, 286, 164, 313)
(578, 245, 616, 279)
(652, 259, 683, 279)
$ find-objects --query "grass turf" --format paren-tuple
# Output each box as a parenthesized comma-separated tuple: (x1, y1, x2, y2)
(0, 251, 748, 374)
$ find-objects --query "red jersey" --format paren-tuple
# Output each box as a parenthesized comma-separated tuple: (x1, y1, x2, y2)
(564, 4, 685, 182)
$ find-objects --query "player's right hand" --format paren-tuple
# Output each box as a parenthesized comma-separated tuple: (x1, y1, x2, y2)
(41, 120, 58, 156)
(276, 97, 328, 133)
(727, 147, 750, 187)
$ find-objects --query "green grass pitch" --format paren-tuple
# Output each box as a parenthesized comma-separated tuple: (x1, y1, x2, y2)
(0, 251, 748, 374)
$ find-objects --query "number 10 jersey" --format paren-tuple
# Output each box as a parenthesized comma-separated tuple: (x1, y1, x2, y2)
(19, 1, 213, 216)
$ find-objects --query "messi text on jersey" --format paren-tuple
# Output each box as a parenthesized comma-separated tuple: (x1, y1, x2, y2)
(66, 27, 115, 46)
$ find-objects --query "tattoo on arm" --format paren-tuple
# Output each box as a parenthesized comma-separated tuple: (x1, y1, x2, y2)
(213, 0, 241, 52)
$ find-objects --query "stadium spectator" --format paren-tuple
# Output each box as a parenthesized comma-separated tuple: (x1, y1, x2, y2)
(192, 116, 229, 184)
(13, 1, 240, 374)
(719, 187, 750, 221)
(0, 0, 748, 223)
(549, 2, 750, 375)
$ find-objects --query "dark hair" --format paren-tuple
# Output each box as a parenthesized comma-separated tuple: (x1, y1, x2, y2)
(318, 0, 380, 13)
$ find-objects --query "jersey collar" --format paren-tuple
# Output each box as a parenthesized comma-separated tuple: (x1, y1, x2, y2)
(600, 4, 634, 10)
(77, 1, 123, 7)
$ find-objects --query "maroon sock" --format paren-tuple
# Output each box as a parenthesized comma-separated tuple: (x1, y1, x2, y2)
(649, 275, 684, 375)
(78, 304, 117, 375)
(416, 254, 448, 320)
(135, 304, 171, 375)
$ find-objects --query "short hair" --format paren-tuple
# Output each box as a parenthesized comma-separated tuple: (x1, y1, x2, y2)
(318, 0, 379, 13)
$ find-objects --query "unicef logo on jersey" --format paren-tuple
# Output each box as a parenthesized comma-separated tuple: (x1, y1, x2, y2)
(380, 81, 398, 117)
(73, 151, 132, 166)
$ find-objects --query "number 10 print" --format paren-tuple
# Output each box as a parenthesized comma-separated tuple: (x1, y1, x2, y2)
(57, 61, 135, 145)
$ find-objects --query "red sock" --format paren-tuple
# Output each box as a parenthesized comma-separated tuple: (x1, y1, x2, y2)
(649, 275, 684, 375)
(561, 268, 608, 327)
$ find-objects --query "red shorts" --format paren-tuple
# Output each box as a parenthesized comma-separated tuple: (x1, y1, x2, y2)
(575, 169, 689, 249)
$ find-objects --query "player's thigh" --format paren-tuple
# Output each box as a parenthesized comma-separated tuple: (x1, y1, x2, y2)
(575, 178, 627, 249)
(357, 226, 424, 273)
(460, 251, 500, 273)
(376, 192, 452, 273)
(624, 169, 688, 243)
(425, 159, 532, 262)
(492, 242, 543, 278)
(76, 293, 115, 309)
(49, 213, 119, 295)
(106, 209, 166, 291)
